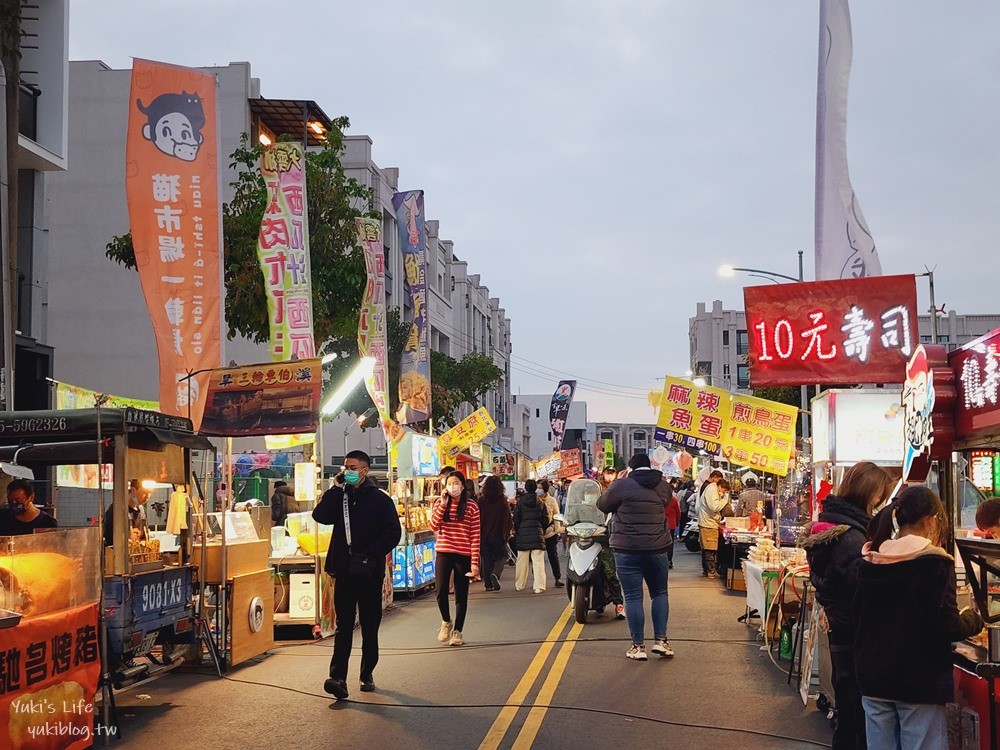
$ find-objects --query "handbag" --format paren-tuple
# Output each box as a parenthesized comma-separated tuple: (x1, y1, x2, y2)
(344, 495, 377, 578)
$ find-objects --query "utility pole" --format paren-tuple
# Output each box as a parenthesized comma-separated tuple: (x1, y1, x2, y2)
(798, 250, 810, 442)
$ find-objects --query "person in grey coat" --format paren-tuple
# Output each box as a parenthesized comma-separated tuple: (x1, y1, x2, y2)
(597, 453, 673, 661)
(513, 479, 549, 593)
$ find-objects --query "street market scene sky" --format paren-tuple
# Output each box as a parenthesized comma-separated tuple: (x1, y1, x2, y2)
(70, 0, 1000, 423)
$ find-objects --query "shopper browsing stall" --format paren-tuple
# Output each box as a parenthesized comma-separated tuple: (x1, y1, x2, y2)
(801, 461, 893, 750)
(431, 471, 481, 646)
(975, 498, 1000, 537)
(695, 470, 725, 577)
(853, 485, 984, 750)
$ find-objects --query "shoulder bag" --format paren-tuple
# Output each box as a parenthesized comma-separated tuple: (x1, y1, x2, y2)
(344, 493, 377, 577)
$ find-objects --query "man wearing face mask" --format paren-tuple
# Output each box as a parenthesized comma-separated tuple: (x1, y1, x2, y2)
(312, 450, 401, 701)
(1, 479, 58, 536)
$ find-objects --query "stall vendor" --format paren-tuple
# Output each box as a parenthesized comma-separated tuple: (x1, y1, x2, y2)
(975, 498, 1000, 538)
(0, 478, 58, 535)
(103, 479, 148, 546)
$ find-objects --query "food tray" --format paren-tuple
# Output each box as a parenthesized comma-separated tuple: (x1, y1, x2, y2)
(0, 609, 23, 629)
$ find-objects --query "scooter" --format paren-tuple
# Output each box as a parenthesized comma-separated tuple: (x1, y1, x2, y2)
(555, 478, 612, 625)
(683, 519, 701, 552)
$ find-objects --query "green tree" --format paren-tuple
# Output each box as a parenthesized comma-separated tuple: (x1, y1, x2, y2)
(429, 350, 504, 430)
(750, 385, 801, 409)
(105, 125, 374, 346)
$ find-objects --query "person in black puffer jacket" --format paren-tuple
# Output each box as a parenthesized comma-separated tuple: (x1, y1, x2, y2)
(597, 454, 672, 661)
(853, 485, 983, 749)
(513, 479, 549, 593)
(801, 461, 894, 750)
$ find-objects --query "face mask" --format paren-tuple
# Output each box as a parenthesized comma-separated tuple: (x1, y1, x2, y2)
(9, 502, 27, 516)
(447, 485, 463, 498)
(344, 470, 362, 486)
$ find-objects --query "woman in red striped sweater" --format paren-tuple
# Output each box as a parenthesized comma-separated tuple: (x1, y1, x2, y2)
(431, 470, 481, 646)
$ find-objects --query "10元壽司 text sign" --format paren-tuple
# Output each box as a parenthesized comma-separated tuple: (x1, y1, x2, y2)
(744, 274, 918, 387)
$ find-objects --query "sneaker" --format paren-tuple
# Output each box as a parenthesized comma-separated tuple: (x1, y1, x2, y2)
(555, 579, 565, 588)
(449, 630, 464, 646)
(626, 644, 648, 661)
(534, 588, 544, 594)
(490, 574, 502, 591)
(437, 621, 453, 643)
(615, 605, 626, 620)
(323, 678, 349, 699)
(650, 639, 675, 658)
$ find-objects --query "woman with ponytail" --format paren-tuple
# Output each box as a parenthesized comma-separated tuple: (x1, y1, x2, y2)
(430, 471, 480, 646)
(853, 485, 984, 749)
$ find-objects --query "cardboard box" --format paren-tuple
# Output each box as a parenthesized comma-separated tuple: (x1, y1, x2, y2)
(289, 573, 317, 619)
(729, 569, 747, 592)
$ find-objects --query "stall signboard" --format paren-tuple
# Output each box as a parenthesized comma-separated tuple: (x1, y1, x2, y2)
(721, 393, 798, 476)
(811, 389, 904, 466)
(744, 274, 918, 387)
(0, 603, 101, 749)
(412, 434, 440, 477)
(971, 452, 994, 492)
(603, 439, 614, 467)
(438, 407, 497, 459)
(557, 449, 584, 479)
(950, 327, 1000, 441)
(592, 440, 605, 470)
(534, 452, 561, 479)
(900, 345, 955, 482)
(125, 59, 222, 426)
(356, 218, 394, 442)
(492, 453, 515, 481)
(198, 359, 322, 436)
(654, 377, 727, 455)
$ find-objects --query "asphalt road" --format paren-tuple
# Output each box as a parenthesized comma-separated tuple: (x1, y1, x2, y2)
(107, 547, 832, 749)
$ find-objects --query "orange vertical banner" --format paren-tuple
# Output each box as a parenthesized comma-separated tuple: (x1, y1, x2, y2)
(125, 59, 222, 427)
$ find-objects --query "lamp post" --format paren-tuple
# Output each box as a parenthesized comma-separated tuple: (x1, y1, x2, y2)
(717, 252, 810, 440)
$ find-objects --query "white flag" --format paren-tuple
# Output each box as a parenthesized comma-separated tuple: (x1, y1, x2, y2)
(814, 0, 882, 280)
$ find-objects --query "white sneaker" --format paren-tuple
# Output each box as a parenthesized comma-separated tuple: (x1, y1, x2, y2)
(626, 644, 648, 661)
(533, 588, 544, 594)
(449, 630, 464, 646)
(437, 621, 453, 643)
(650, 639, 675, 658)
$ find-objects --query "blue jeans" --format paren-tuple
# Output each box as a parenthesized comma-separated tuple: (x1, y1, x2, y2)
(861, 697, 947, 750)
(613, 550, 669, 645)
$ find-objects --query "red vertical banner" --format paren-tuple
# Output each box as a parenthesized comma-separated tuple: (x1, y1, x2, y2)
(125, 59, 222, 427)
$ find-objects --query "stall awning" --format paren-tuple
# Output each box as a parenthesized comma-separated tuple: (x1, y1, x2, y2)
(148, 427, 214, 452)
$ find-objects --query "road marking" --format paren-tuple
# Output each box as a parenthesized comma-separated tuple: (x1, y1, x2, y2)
(510, 620, 584, 750)
(477, 604, 572, 750)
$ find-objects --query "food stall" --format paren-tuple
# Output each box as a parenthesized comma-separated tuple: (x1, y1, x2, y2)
(392, 432, 439, 593)
(0, 408, 213, 690)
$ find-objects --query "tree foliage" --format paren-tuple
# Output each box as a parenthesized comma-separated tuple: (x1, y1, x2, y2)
(750, 385, 802, 409)
(105, 122, 375, 346)
(429, 350, 504, 430)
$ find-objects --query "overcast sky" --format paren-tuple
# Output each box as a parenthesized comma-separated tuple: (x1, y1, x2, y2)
(70, 1, 1000, 424)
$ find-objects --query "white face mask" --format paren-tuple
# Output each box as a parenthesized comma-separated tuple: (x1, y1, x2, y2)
(447, 485, 463, 498)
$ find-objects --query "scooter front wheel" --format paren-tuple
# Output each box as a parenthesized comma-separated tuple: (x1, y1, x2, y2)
(573, 583, 589, 625)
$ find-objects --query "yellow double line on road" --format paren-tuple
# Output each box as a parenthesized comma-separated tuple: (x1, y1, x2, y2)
(478, 604, 584, 750)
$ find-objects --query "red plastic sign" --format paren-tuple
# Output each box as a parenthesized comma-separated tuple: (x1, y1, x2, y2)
(950, 327, 1000, 441)
(744, 274, 918, 386)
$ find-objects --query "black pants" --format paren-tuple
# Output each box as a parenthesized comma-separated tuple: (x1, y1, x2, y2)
(829, 643, 866, 749)
(436, 553, 471, 631)
(329, 570, 385, 681)
(480, 537, 508, 588)
(544, 535, 561, 581)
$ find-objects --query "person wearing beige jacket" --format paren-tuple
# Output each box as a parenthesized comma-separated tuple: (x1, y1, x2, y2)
(539, 479, 565, 588)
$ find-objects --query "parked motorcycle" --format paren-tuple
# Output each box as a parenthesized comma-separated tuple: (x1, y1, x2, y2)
(683, 519, 701, 552)
(555, 478, 612, 624)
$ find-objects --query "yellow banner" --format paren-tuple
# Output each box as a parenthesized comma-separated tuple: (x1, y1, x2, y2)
(654, 377, 729, 454)
(721, 394, 798, 476)
(438, 407, 497, 459)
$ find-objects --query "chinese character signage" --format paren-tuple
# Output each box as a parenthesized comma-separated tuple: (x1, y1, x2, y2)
(549, 380, 577, 453)
(950, 328, 1000, 441)
(356, 218, 395, 442)
(655, 376, 799, 476)
(198, 359, 322, 436)
(655, 377, 728, 455)
(125, 59, 222, 428)
(721, 393, 798, 476)
(0, 603, 101, 750)
(744, 274, 918, 387)
(603, 438, 614, 467)
(534, 452, 561, 479)
(557, 449, 584, 480)
(492, 453, 515, 481)
(438, 407, 497, 459)
(257, 142, 314, 361)
(392, 190, 431, 424)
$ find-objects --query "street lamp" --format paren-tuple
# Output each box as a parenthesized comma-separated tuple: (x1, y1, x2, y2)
(344, 407, 378, 456)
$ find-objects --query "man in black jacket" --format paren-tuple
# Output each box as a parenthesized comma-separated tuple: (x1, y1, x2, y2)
(312, 450, 401, 700)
